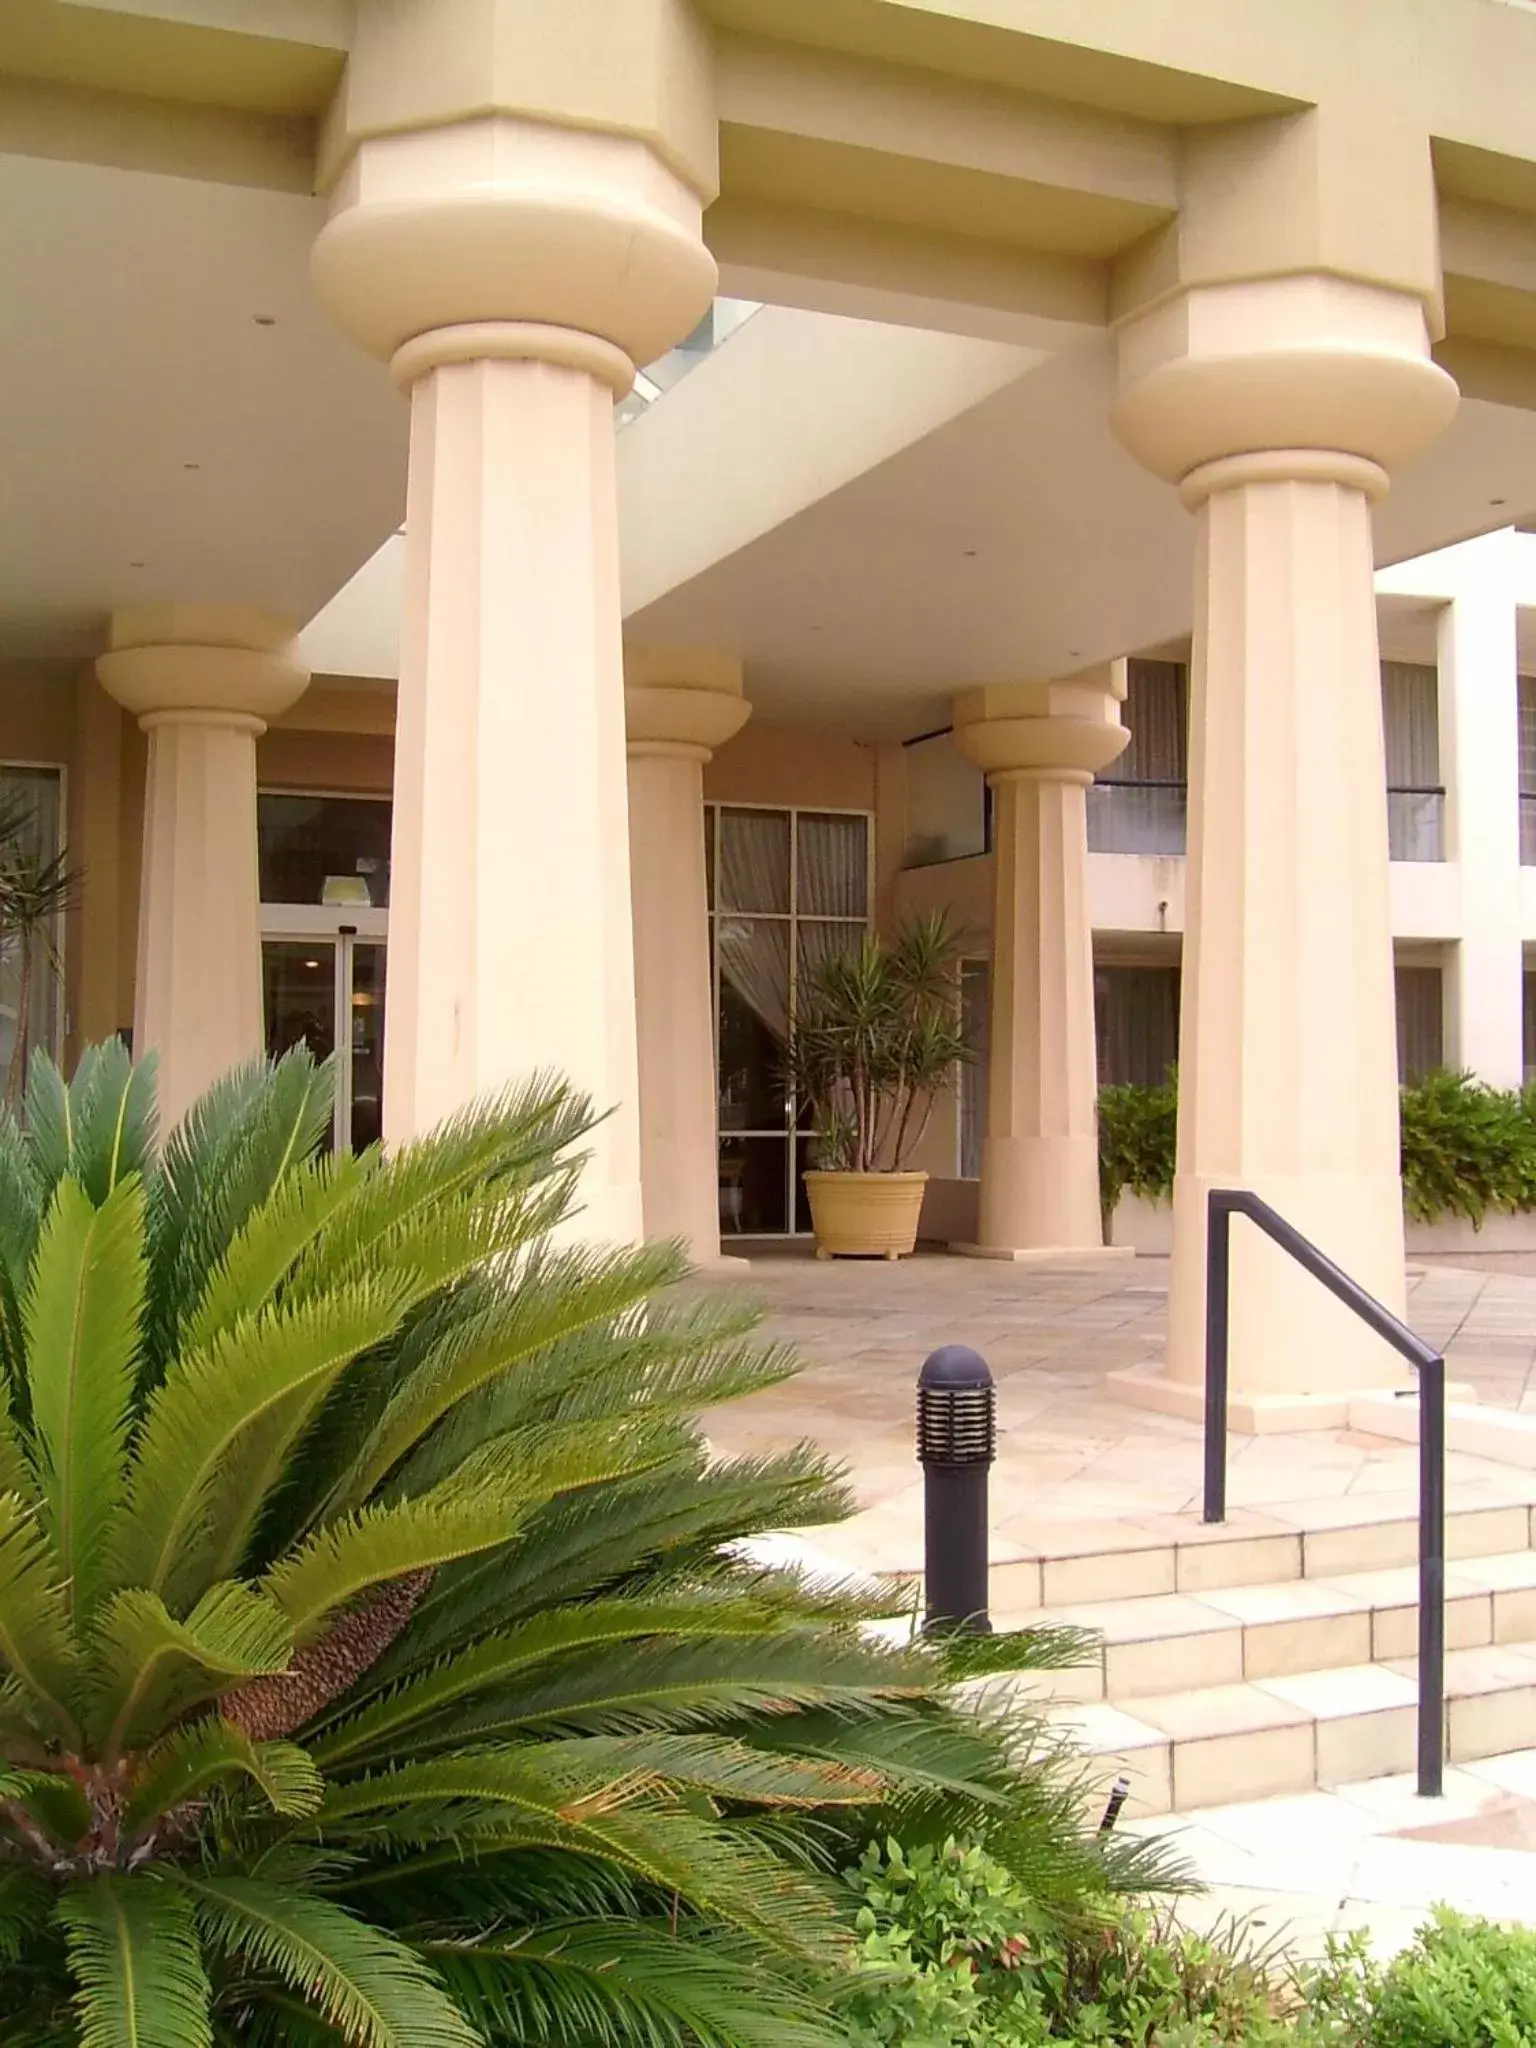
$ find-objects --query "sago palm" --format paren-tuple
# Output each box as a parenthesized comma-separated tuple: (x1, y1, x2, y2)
(0, 1041, 1151, 2047)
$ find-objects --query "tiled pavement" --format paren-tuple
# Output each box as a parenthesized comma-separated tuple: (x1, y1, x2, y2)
(696, 1246, 1536, 1953)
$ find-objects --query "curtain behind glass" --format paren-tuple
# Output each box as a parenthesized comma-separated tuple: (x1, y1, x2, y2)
(1381, 662, 1443, 861)
(715, 809, 793, 1044)
(1088, 660, 1188, 854)
(1394, 965, 1444, 1083)
(0, 768, 63, 1087)
(797, 813, 868, 915)
(1520, 679, 1536, 864)
(959, 960, 989, 1178)
(1094, 966, 1180, 1087)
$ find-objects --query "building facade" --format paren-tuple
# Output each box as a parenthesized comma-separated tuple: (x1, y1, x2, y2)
(12, 0, 1536, 1424)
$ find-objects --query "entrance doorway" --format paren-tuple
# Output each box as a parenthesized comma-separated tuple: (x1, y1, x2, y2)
(261, 912, 386, 1152)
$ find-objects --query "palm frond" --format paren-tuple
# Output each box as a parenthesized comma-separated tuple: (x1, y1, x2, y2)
(0, 1491, 79, 1737)
(328, 1240, 686, 1514)
(115, 1277, 418, 1611)
(182, 1150, 371, 1354)
(57, 1874, 212, 2048)
(87, 1582, 293, 1761)
(65, 1040, 160, 1207)
(25, 1174, 146, 1619)
(123, 1719, 323, 1838)
(181, 1875, 481, 2048)
(434, 1920, 847, 2048)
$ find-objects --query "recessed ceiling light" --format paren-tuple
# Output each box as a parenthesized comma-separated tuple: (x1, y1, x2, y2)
(1492, 497, 1508, 506)
(963, 548, 978, 558)
(128, 560, 144, 570)
(303, 958, 320, 969)
(183, 462, 200, 472)
(253, 314, 277, 327)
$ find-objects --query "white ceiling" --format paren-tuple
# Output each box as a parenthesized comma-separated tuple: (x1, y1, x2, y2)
(0, 149, 405, 659)
(9, 143, 1536, 737)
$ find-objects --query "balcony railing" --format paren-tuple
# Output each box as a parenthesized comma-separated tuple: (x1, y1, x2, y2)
(1521, 792, 1536, 865)
(1086, 779, 1187, 856)
(1387, 785, 1445, 863)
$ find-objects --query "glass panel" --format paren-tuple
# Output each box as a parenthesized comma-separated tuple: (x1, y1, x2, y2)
(1395, 965, 1444, 1084)
(0, 767, 64, 1090)
(1386, 789, 1445, 862)
(704, 805, 716, 911)
(1094, 965, 1181, 1087)
(263, 941, 337, 1069)
(797, 920, 861, 999)
(717, 808, 789, 912)
(258, 793, 392, 907)
(718, 1135, 788, 1235)
(349, 943, 386, 1153)
(797, 813, 868, 916)
(717, 939, 788, 1131)
(960, 960, 989, 1180)
(794, 1133, 818, 1234)
(1086, 783, 1188, 855)
(1119, 660, 1188, 783)
(902, 733, 986, 868)
(1526, 973, 1536, 1085)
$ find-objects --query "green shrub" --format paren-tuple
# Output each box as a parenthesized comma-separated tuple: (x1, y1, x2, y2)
(0, 1041, 1154, 2047)
(1098, 1067, 1536, 1232)
(1097, 1077, 1178, 1238)
(1305, 1906, 1536, 2047)
(1399, 1069, 1536, 1226)
(840, 1836, 1309, 2046)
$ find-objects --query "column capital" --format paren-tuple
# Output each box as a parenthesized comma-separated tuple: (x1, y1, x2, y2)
(625, 647, 750, 761)
(96, 605, 309, 731)
(951, 672, 1129, 782)
(1112, 274, 1459, 489)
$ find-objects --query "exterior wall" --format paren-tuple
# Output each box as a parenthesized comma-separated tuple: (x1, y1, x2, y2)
(704, 722, 876, 813)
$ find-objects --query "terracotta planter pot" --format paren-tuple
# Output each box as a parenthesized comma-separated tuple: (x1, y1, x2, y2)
(803, 1170, 928, 1260)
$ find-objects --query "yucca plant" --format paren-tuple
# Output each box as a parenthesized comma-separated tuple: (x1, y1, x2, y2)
(0, 1040, 1157, 2046)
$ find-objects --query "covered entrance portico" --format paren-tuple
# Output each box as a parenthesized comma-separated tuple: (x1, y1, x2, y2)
(14, 0, 1536, 1425)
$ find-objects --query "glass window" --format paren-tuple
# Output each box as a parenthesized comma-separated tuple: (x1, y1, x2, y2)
(258, 792, 392, 907)
(1381, 663, 1444, 863)
(1087, 660, 1188, 855)
(1095, 964, 1181, 1087)
(1395, 965, 1444, 1083)
(959, 960, 989, 1179)
(707, 804, 870, 1234)
(1519, 679, 1536, 865)
(902, 731, 987, 869)
(0, 766, 65, 1089)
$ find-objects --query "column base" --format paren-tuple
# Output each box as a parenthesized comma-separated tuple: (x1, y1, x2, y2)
(1105, 1359, 1475, 1434)
(950, 1242, 1135, 1267)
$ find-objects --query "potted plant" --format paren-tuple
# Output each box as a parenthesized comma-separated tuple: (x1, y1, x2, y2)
(789, 911, 971, 1260)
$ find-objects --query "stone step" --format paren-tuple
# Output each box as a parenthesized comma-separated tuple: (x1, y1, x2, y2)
(1009, 1549, 1536, 1702)
(988, 1492, 1536, 1611)
(1049, 1645, 1536, 1818)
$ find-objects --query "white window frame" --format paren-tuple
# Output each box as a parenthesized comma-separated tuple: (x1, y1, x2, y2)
(707, 800, 873, 1236)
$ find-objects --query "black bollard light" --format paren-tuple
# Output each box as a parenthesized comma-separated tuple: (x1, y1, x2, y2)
(917, 1344, 996, 1635)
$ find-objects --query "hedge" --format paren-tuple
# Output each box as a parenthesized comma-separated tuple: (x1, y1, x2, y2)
(1098, 1068, 1536, 1231)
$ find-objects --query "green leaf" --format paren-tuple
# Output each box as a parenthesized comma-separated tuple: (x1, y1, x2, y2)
(57, 1875, 212, 2048)
(66, 1041, 161, 1207)
(331, 1240, 686, 1513)
(124, 1718, 323, 1838)
(0, 1499, 78, 1736)
(88, 1581, 293, 1761)
(182, 1875, 481, 2048)
(114, 1277, 417, 1610)
(24, 1176, 146, 1619)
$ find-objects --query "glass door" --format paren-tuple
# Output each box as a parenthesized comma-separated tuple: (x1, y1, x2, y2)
(261, 912, 386, 1153)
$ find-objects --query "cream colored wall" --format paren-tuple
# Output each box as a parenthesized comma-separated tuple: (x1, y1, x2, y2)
(703, 721, 876, 812)
(257, 728, 395, 794)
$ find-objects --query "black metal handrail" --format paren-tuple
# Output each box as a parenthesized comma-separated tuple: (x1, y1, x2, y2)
(1092, 777, 1188, 791)
(1203, 1189, 1445, 1798)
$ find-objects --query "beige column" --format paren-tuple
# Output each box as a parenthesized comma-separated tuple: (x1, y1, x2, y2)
(309, 0, 717, 1242)
(96, 605, 309, 1128)
(952, 678, 1128, 1258)
(625, 649, 749, 1263)
(1111, 264, 1458, 1418)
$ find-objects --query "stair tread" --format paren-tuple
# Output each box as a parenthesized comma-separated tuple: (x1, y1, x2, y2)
(1052, 1647, 1536, 1754)
(1011, 1549, 1536, 1645)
